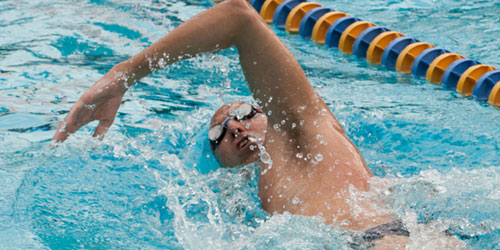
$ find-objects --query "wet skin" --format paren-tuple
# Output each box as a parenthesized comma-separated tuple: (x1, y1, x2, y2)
(210, 101, 268, 167)
(211, 101, 396, 231)
(52, 0, 398, 239)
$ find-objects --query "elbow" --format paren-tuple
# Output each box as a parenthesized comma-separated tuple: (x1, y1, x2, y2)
(224, 0, 254, 14)
(222, 0, 265, 34)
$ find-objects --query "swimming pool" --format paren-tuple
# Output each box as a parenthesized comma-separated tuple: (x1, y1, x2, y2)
(1, 0, 499, 249)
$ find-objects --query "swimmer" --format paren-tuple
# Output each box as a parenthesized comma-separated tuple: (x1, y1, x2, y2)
(52, 0, 462, 248)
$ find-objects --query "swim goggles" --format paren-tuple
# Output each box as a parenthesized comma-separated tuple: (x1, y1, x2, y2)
(208, 103, 261, 149)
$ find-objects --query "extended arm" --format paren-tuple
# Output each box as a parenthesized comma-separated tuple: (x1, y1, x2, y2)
(52, 0, 343, 142)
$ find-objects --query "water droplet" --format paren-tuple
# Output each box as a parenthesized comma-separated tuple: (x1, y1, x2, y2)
(291, 197, 300, 205)
(298, 105, 306, 113)
(315, 153, 323, 162)
(291, 123, 296, 129)
(273, 124, 281, 131)
(245, 123, 251, 129)
(158, 58, 166, 68)
(296, 152, 303, 159)
(280, 120, 285, 125)
(260, 151, 271, 163)
(267, 110, 272, 116)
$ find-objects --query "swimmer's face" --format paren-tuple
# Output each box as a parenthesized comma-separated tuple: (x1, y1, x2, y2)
(209, 101, 268, 167)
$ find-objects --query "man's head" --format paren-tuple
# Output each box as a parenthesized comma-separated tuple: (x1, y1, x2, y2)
(209, 101, 268, 167)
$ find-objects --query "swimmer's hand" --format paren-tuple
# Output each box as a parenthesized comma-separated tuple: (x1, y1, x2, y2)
(52, 76, 127, 143)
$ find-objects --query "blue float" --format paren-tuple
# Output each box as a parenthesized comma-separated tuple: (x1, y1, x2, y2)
(352, 26, 390, 59)
(273, 0, 307, 29)
(472, 70, 500, 101)
(381, 37, 419, 70)
(411, 48, 449, 78)
(324, 17, 361, 48)
(441, 59, 480, 90)
(250, 0, 267, 13)
(298, 7, 334, 40)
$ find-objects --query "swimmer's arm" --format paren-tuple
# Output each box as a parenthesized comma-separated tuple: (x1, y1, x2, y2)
(52, 0, 343, 142)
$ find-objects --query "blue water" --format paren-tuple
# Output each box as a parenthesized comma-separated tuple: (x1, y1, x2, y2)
(1, 0, 499, 249)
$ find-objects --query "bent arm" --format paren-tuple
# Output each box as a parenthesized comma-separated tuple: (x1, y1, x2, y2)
(52, 0, 343, 142)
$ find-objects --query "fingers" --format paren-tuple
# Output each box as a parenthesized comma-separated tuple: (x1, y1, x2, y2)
(92, 119, 114, 140)
(52, 120, 71, 143)
(51, 103, 90, 143)
(51, 118, 114, 143)
(51, 92, 122, 143)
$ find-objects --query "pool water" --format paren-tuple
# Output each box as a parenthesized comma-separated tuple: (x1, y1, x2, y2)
(1, 0, 499, 249)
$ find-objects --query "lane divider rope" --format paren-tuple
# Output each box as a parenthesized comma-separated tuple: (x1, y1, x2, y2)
(214, 0, 500, 108)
